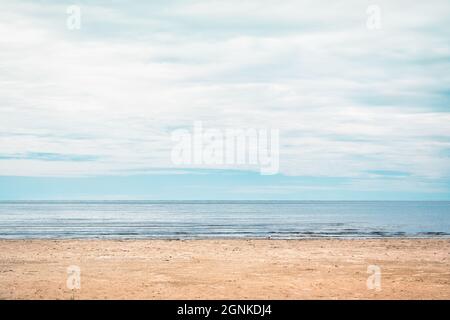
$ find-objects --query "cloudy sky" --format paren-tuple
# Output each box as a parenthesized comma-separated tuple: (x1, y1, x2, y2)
(1, 0, 449, 200)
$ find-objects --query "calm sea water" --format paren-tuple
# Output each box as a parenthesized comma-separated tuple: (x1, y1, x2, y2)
(0, 201, 449, 239)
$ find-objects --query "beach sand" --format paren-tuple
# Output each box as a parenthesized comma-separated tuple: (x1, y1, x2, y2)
(0, 239, 449, 299)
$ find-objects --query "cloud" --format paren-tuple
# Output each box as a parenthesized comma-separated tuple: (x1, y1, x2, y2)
(0, 152, 99, 162)
(0, 0, 449, 196)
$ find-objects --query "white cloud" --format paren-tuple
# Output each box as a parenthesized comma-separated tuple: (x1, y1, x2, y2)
(0, 0, 449, 194)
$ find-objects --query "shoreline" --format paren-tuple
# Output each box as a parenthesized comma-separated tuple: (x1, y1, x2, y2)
(1, 238, 449, 299)
(2, 233, 450, 240)
(1, 236, 449, 241)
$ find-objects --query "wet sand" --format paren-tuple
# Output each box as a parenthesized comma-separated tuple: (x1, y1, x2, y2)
(0, 239, 449, 299)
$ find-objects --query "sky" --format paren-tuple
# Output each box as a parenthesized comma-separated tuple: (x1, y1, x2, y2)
(0, 0, 449, 200)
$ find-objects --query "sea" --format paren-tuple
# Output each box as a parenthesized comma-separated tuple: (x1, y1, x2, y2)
(0, 201, 449, 239)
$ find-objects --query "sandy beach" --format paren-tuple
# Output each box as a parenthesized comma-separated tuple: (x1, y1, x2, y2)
(0, 239, 449, 299)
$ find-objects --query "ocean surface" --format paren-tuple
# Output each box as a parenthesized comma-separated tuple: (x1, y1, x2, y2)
(0, 201, 449, 239)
